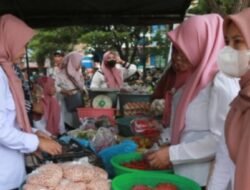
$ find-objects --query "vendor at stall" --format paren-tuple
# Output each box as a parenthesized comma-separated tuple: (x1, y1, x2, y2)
(0, 14, 62, 190)
(146, 14, 240, 188)
(90, 50, 137, 89)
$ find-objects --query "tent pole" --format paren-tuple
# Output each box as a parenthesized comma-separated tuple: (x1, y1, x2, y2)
(25, 46, 31, 87)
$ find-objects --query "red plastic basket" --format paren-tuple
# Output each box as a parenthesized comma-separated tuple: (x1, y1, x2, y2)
(77, 107, 116, 121)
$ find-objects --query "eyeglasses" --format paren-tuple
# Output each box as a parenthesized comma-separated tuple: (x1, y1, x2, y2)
(172, 49, 187, 62)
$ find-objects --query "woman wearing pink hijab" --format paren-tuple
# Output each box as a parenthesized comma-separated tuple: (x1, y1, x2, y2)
(90, 50, 123, 89)
(32, 76, 61, 136)
(0, 14, 61, 189)
(56, 51, 86, 128)
(208, 8, 250, 190)
(146, 14, 239, 188)
(101, 51, 123, 88)
(90, 50, 136, 89)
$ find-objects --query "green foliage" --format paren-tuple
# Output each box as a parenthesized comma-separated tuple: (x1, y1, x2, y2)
(208, 0, 238, 14)
(29, 25, 170, 68)
(79, 30, 121, 51)
(189, 0, 210, 14)
(78, 25, 147, 63)
(189, 0, 249, 15)
(29, 26, 87, 66)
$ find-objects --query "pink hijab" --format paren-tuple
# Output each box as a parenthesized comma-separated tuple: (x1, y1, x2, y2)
(0, 14, 35, 133)
(63, 51, 85, 90)
(101, 51, 123, 89)
(152, 66, 192, 126)
(36, 77, 60, 136)
(168, 14, 225, 144)
(224, 8, 250, 190)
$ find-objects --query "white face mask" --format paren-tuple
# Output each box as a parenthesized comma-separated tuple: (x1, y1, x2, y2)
(217, 46, 250, 78)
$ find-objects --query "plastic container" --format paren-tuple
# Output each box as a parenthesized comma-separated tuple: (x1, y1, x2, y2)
(98, 140, 137, 177)
(116, 116, 135, 137)
(89, 88, 119, 108)
(112, 172, 201, 190)
(118, 92, 151, 116)
(77, 107, 116, 121)
(111, 152, 172, 176)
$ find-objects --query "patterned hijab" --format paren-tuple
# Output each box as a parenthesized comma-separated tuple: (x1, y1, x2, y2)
(0, 14, 36, 132)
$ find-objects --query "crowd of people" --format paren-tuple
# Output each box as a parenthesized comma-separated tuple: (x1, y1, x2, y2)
(1, 7, 250, 190)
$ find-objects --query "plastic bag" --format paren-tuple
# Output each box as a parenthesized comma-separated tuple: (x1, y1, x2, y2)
(95, 115, 113, 128)
(90, 127, 117, 153)
(150, 99, 165, 116)
(130, 117, 163, 138)
(79, 117, 96, 130)
(26, 163, 63, 188)
(23, 160, 109, 190)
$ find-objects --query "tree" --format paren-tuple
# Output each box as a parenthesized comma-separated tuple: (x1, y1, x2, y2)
(29, 26, 89, 67)
(29, 25, 170, 70)
(78, 25, 149, 64)
(206, 0, 250, 15)
(189, 0, 250, 15)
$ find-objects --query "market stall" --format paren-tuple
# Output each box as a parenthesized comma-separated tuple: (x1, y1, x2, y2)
(0, 1, 202, 189)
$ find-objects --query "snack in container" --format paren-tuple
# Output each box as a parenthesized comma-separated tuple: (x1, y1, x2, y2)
(23, 159, 110, 190)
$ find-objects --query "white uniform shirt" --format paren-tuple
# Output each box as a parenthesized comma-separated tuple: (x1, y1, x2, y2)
(33, 116, 51, 136)
(0, 67, 39, 190)
(168, 72, 239, 186)
(47, 66, 60, 79)
(90, 63, 137, 89)
(56, 71, 83, 92)
(207, 133, 235, 190)
(33, 115, 65, 136)
(55, 71, 84, 127)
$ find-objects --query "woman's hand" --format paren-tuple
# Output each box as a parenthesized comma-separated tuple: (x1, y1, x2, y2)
(146, 146, 171, 169)
(82, 87, 89, 96)
(38, 137, 62, 156)
(32, 100, 44, 114)
(117, 56, 125, 65)
(35, 130, 51, 140)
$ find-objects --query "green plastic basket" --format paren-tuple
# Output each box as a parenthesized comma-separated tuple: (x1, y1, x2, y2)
(112, 172, 201, 190)
(111, 152, 172, 176)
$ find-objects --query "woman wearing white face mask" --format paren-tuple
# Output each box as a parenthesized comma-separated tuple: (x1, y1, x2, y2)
(208, 8, 250, 190)
(217, 45, 250, 78)
(90, 50, 137, 89)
